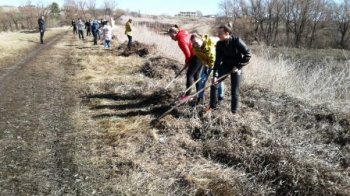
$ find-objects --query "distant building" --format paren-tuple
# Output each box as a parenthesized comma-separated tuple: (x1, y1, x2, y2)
(176, 11, 201, 18)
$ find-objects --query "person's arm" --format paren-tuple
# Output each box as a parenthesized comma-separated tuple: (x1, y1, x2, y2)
(237, 38, 251, 68)
(213, 42, 222, 78)
(178, 40, 192, 65)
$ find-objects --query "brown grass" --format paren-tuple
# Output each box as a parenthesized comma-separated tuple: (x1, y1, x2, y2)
(0, 27, 68, 70)
(61, 28, 350, 195)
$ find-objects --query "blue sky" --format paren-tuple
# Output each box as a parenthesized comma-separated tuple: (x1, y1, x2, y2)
(0, 0, 221, 15)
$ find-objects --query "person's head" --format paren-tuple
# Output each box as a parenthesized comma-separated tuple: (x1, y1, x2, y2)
(40, 15, 44, 20)
(217, 25, 232, 41)
(168, 25, 179, 41)
(128, 19, 132, 23)
(190, 34, 203, 48)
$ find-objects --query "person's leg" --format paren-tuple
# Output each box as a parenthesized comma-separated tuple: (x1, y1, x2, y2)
(127, 36, 130, 48)
(231, 71, 241, 113)
(78, 30, 81, 39)
(93, 31, 97, 45)
(218, 82, 225, 103)
(82, 31, 84, 40)
(40, 31, 44, 44)
(198, 67, 209, 99)
(186, 66, 194, 96)
(105, 40, 110, 48)
(127, 35, 132, 48)
(193, 58, 202, 93)
(185, 57, 202, 96)
(209, 67, 229, 109)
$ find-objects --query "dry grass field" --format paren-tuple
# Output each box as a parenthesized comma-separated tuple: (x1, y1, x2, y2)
(0, 23, 349, 195)
(0, 27, 68, 70)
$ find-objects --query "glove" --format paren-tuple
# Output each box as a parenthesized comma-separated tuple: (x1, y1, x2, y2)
(212, 77, 218, 86)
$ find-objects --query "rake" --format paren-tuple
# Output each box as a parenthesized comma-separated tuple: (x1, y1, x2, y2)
(156, 72, 232, 121)
(164, 66, 187, 89)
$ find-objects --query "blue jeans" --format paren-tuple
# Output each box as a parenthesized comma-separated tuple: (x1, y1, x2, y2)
(104, 40, 111, 48)
(127, 35, 132, 48)
(210, 67, 241, 113)
(198, 67, 224, 99)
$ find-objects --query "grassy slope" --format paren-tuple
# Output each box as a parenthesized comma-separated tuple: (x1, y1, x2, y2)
(65, 30, 350, 195)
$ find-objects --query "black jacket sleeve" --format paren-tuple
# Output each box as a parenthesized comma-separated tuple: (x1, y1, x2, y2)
(213, 41, 222, 77)
(38, 19, 45, 31)
(237, 38, 251, 68)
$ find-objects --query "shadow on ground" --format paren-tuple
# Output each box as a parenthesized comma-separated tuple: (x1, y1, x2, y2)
(83, 91, 180, 119)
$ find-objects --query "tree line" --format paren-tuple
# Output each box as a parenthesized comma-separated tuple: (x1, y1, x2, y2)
(218, 0, 350, 49)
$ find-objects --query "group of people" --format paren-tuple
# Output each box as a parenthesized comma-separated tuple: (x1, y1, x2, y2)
(72, 18, 113, 49)
(37, 15, 247, 114)
(37, 15, 133, 50)
(168, 25, 251, 114)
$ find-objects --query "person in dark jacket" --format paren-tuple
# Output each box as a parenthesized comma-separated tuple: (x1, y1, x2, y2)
(85, 20, 91, 36)
(72, 20, 77, 34)
(207, 25, 251, 114)
(91, 19, 100, 45)
(38, 16, 45, 44)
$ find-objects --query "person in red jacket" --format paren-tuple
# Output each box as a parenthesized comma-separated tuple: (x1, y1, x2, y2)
(168, 25, 202, 97)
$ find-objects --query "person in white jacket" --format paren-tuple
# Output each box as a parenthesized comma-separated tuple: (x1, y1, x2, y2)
(102, 20, 112, 49)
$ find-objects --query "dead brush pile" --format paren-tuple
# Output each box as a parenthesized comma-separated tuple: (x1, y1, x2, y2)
(140, 56, 181, 79)
(147, 83, 350, 195)
(115, 41, 156, 57)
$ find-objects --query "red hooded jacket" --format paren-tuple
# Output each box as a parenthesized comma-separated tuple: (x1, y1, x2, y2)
(176, 30, 195, 64)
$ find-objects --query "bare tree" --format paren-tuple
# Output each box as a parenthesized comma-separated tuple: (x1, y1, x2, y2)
(103, 0, 117, 18)
(307, 0, 329, 48)
(35, 0, 50, 18)
(77, 0, 87, 20)
(334, 0, 350, 49)
(218, 0, 234, 23)
(87, 0, 97, 17)
(6, 11, 22, 30)
(64, 0, 79, 21)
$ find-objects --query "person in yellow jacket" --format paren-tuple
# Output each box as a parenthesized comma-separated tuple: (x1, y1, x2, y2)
(125, 19, 133, 49)
(190, 34, 224, 104)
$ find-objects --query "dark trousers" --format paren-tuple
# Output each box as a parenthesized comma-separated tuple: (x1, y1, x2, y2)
(92, 31, 98, 45)
(73, 27, 77, 34)
(127, 35, 132, 48)
(97, 30, 100, 40)
(40, 31, 44, 44)
(210, 67, 241, 113)
(86, 28, 91, 36)
(78, 30, 84, 40)
(186, 56, 202, 96)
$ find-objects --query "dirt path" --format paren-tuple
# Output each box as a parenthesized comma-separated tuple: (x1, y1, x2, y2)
(0, 31, 81, 195)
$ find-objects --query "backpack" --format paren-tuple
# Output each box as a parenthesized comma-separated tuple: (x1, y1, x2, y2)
(92, 21, 99, 31)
